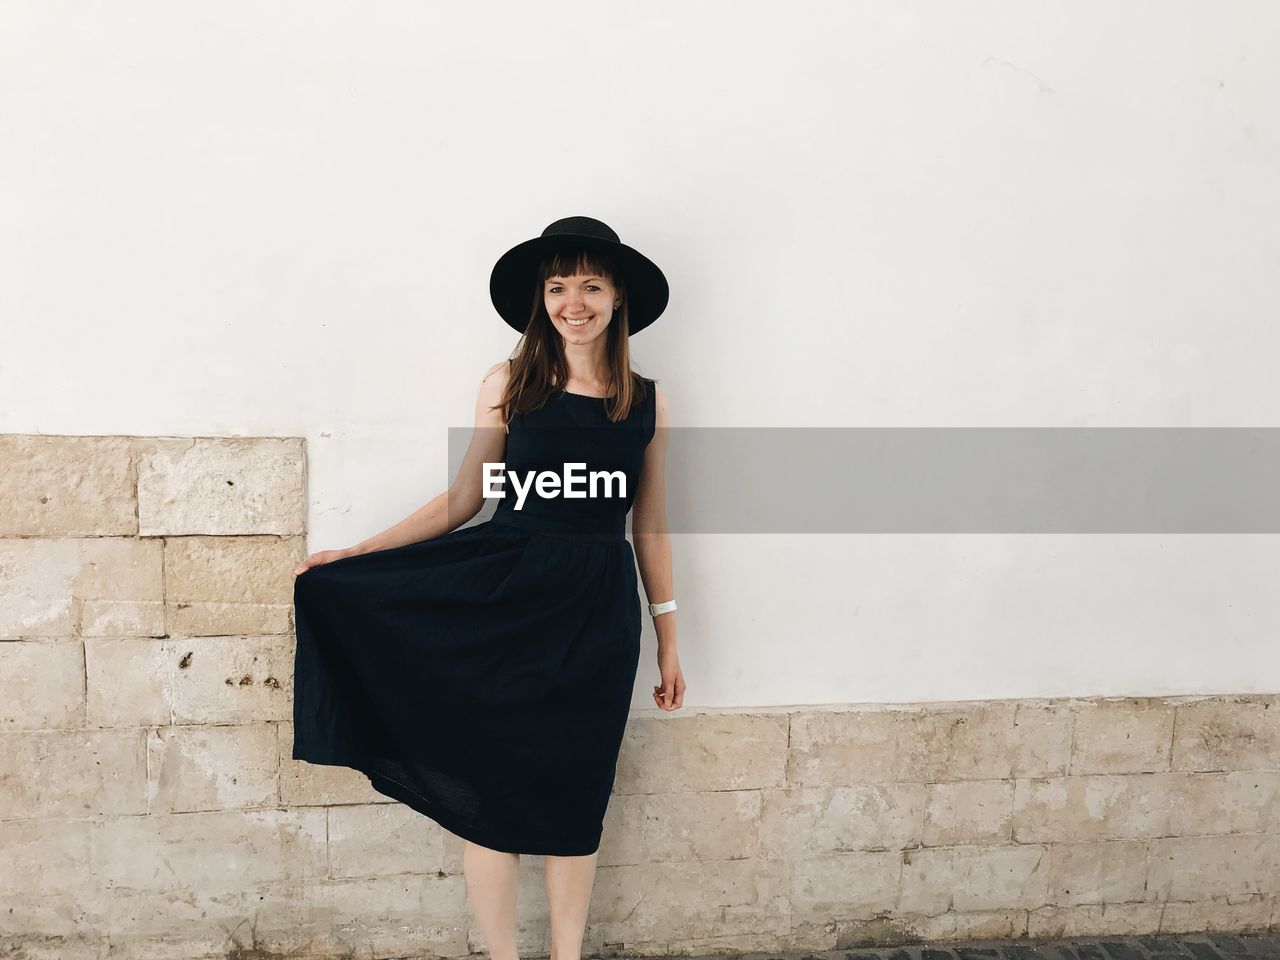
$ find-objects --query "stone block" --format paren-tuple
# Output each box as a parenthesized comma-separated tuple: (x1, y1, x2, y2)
(909, 906, 1028, 943)
(1013, 774, 1170, 842)
(589, 857, 790, 942)
(1163, 770, 1280, 836)
(639, 788, 761, 862)
(0, 819, 94, 899)
(922, 779, 1015, 845)
(80, 598, 166, 638)
(164, 534, 305, 635)
(1026, 900, 1166, 938)
(168, 634, 294, 723)
(948, 842, 1050, 911)
(84, 638, 172, 727)
(0, 640, 84, 730)
(134, 437, 305, 536)
(327, 802, 447, 878)
(146, 723, 280, 813)
(1046, 839, 1150, 905)
(93, 808, 326, 893)
(1071, 698, 1176, 774)
(902, 843, 1050, 915)
(789, 850, 901, 922)
(1159, 893, 1275, 934)
(0, 436, 136, 537)
(758, 783, 924, 858)
(787, 702, 1071, 787)
(950, 701, 1072, 780)
(596, 792, 646, 866)
(237, 874, 470, 959)
(833, 910, 937, 949)
(614, 713, 786, 794)
(787, 708, 914, 785)
(0, 729, 145, 819)
(1147, 833, 1280, 900)
(0, 538, 162, 639)
(1172, 695, 1280, 772)
(898, 845, 955, 915)
(79, 886, 246, 956)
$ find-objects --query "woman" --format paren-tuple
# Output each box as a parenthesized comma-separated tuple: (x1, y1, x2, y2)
(291, 215, 685, 960)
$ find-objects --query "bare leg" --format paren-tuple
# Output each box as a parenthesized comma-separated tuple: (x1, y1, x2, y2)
(463, 840, 521, 960)
(544, 851, 599, 960)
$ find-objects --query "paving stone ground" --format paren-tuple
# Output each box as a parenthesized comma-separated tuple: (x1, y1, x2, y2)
(670, 932, 1280, 960)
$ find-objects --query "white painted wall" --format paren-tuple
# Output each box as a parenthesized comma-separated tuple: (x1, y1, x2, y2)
(4, 2, 1277, 705)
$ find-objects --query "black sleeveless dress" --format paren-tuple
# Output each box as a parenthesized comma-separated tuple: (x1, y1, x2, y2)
(290, 372, 655, 856)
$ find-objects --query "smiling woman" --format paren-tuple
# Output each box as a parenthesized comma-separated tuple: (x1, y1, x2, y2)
(291, 215, 681, 960)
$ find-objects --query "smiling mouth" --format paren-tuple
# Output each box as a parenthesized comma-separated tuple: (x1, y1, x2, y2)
(565, 316, 593, 326)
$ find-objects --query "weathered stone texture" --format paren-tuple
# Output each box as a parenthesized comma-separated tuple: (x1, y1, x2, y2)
(1173, 695, 1280, 771)
(1072, 698, 1177, 774)
(1045, 839, 1150, 905)
(328, 802, 448, 878)
(788, 701, 1073, 786)
(0, 729, 147, 819)
(614, 712, 788, 793)
(146, 722, 281, 813)
(0, 436, 137, 537)
(83, 637, 172, 727)
(163, 533, 305, 635)
(759, 782, 925, 858)
(0, 537, 162, 638)
(2, 433, 1278, 954)
(135, 436, 305, 536)
(93, 808, 327, 893)
(1146, 833, 1280, 901)
(0, 639, 84, 729)
(167, 633, 295, 723)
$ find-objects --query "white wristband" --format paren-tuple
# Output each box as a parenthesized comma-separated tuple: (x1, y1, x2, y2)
(648, 599, 677, 617)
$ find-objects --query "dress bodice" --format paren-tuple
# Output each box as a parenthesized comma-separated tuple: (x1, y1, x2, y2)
(489, 374, 656, 540)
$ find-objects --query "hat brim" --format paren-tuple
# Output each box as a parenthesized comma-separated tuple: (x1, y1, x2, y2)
(489, 234, 669, 336)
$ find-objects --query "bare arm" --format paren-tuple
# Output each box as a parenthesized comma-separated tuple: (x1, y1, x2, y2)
(344, 360, 510, 556)
(632, 385, 684, 710)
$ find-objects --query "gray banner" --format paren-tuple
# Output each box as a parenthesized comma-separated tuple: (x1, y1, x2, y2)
(448, 428, 1280, 532)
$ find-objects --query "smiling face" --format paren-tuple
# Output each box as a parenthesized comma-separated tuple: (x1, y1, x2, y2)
(544, 273, 623, 344)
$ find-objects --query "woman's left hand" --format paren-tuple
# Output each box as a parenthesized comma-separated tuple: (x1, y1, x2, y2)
(652, 647, 685, 711)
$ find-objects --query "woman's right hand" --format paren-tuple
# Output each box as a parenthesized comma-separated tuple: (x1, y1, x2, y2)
(294, 549, 356, 577)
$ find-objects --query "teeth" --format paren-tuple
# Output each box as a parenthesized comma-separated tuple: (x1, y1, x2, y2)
(566, 316, 592, 325)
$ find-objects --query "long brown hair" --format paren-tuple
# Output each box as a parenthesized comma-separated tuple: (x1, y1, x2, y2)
(495, 246, 651, 428)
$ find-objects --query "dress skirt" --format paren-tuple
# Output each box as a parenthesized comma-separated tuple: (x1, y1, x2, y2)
(291, 513, 643, 856)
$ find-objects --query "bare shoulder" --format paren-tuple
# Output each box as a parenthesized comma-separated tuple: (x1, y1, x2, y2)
(652, 381, 671, 426)
(475, 359, 512, 426)
(479, 359, 511, 396)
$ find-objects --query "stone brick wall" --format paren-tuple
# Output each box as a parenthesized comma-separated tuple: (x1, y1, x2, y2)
(1, 433, 1277, 959)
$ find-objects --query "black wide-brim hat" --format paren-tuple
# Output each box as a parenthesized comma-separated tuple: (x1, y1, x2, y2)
(490, 216, 670, 336)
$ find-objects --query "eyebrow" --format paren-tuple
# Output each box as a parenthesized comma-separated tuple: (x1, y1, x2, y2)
(546, 277, 602, 283)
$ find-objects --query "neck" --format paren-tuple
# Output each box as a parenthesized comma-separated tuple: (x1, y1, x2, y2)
(560, 340, 611, 389)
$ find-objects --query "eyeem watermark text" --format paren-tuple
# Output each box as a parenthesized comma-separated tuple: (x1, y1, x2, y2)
(483, 462, 627, 511)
